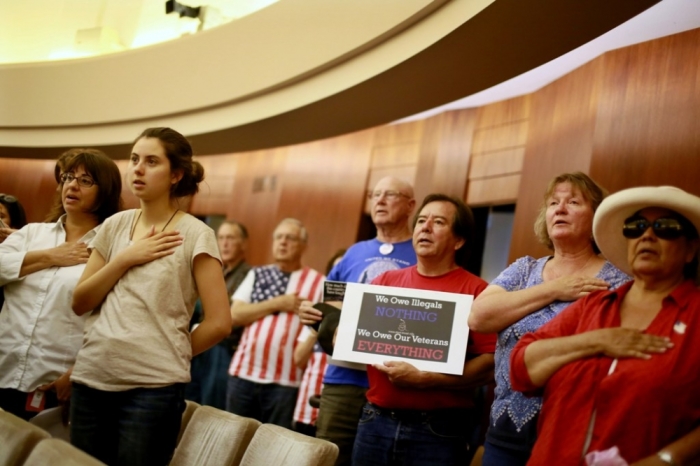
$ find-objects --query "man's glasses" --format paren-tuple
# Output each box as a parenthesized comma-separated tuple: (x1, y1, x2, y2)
(274, 233, 302, 243)
(622, 217, 685, 240)
(367, 190, 410, 201)
(60, 173, 96, 188)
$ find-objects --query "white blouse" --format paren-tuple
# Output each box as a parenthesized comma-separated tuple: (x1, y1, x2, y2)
(0, 217, 98, 392)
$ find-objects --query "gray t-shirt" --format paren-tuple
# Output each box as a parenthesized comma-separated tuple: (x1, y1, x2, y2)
(72, 210, 221, 391)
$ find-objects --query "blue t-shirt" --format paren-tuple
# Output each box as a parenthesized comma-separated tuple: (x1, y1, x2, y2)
(323, 238, 416, 387)
(486, 256, 630, 452)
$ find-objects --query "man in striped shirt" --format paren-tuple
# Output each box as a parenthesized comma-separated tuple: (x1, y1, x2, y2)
(226, 218, 324, 428)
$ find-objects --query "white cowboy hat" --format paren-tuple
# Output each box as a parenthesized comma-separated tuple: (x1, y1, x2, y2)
(592, 186, 700, 275)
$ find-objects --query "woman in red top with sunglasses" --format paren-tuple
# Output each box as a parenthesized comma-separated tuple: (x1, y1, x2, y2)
(511, 186, 700, 465)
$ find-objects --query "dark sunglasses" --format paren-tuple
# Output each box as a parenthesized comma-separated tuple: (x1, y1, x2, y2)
(622, 217, 685, 240)
(0, 194, 18, 203)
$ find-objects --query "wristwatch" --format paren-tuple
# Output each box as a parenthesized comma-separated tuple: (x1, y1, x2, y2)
(657, 451, 676, 466)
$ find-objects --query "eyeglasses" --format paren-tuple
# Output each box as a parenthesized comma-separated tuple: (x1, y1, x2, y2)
(0, 194, 18, 203)
(367, 190, 410, 201)
(274, 233, 302, 243)
(622, 217, 686, 240)
(60, 173, 96, 188)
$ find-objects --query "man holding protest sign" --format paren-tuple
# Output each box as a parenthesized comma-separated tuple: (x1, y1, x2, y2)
(352, 194, 496, 466)
(300, 176, 416, 465)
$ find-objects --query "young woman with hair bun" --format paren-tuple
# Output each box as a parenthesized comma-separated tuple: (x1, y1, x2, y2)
(70, 127, 231, 466)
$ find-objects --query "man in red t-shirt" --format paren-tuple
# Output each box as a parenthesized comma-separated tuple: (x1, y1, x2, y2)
(352, 194, 496, 466)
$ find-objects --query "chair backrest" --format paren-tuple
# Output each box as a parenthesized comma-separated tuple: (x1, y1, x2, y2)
(170, 406, 261, 466)
(176, 399, 201, 444)
(28, 406, 70, 441)
(23, 438, 106, 466)
(0, 411, 50, 466)
(239, 424, 339, 466)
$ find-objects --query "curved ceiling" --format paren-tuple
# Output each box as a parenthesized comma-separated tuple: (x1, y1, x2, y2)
(0, 0, 660, 159)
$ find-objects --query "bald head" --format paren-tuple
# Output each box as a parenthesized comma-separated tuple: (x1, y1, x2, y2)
(370, 176, 416, 230)
(377, 176, 414, 199)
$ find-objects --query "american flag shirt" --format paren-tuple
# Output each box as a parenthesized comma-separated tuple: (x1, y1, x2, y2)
(293, 327, 328, 425)
(229, 265, 323, 387)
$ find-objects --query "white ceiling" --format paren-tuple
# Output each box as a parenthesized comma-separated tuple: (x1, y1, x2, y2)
(1, 0, 698, 122)
(0, 0, 278, 64)
(397, 0, 700, 121)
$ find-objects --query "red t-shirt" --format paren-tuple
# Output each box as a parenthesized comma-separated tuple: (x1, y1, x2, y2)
(511, 280, 700, 465)
(366, 266, 495, 411)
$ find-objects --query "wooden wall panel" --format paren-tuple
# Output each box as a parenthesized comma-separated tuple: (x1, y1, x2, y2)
(467, 174, 521, 206)
(471, 119, 528, 154)
(467, 95, 530, 206)
(469, 148, 524, 178)
(372, 120, 425, 149)
(414, 109, 478, 205)
(475, 95, 531, 129)
(226, 148, 288, 267)
(0, 158, 58, 223)
(370, 144, 421, 169)
(590, 28, 700, 196)
(508, 58, 603, 262)
(366, 166, 418, 192)
(277, 130, 375, 273)
(189, 154, 237, 216)
(363, 119, 425, 214)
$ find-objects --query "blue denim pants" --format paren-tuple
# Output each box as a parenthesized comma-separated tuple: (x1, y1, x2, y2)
(70, 382, 185, 466)
(225, 376, 298, 429)
(482, 440, 531, 466)
(352, 402, 474, 466)
(185, 344, 232, 409)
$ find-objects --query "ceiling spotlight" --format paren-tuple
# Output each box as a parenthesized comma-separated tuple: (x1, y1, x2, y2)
(165, 0, 201, 19)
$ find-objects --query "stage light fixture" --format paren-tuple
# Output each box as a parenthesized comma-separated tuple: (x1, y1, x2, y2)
(165, 0, 201, 19)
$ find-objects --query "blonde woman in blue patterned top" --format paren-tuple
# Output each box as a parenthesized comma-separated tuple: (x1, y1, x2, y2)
(468, 172, 630, 466)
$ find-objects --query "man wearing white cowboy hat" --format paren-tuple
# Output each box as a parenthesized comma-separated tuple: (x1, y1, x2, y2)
(510, 185, 700, 465)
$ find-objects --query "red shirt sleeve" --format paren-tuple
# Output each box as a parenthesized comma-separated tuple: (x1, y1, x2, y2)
(468, 330, 496, 355)
(510, 332, 540, 395)
(510, 295, 593, 395)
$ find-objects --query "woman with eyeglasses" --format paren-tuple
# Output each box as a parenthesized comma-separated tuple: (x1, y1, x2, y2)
(510, 186, 700, 465)
(70, 127, 231, 466)
(0, 149, 122, 420)
(0, 193, 28, 242)
(45, 148, 80, 222)
(468, 172, 630, 466)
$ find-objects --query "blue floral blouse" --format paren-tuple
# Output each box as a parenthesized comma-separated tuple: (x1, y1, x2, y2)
(486, 256, 630, 452)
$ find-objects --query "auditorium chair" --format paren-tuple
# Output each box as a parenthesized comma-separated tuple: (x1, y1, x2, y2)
(28, 406, 70, 441)
(239, 423, 338, 466)
(170, 406, 261, 466)
(23, 438, 106, 466)
(0, 410, 50, 466)
(176, 399, 201, 444)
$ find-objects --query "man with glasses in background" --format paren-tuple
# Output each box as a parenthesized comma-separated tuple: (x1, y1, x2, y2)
(226, 218, 324, 428)
(300, 176, 417, 465)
